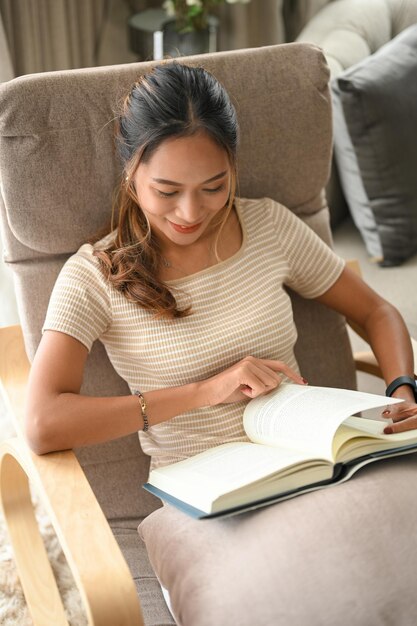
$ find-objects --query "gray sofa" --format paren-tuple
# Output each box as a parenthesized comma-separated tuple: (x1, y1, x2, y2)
(297, 0, 417, 266)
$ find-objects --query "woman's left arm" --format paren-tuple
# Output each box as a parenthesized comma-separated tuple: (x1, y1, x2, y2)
(315, 265, 417, 433)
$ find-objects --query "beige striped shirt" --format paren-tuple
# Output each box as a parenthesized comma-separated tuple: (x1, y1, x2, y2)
(43, 197, 345, 469)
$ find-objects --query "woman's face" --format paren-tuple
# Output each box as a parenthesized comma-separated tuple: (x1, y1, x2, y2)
(132, 131, 232, 248)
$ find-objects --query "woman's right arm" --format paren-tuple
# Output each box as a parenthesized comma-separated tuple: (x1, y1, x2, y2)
(26, 330, 144, 454)
(26, 330, 305, 455)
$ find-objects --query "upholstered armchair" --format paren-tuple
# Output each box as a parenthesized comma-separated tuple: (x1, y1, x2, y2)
(1, 43, 417, 626)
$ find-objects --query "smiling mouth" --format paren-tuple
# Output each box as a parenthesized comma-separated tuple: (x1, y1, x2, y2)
(168, 221, 203, 234)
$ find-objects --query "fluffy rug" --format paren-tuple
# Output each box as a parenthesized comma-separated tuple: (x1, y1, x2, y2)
(0, 407, 87, 625)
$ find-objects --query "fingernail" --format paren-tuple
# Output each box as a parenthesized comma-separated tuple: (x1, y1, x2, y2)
(384, 427, 393, 434)
(302, 378, 308, 385)
(382, 410, 390, 416)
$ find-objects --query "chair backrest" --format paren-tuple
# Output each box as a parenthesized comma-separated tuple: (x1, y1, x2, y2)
(0, 44, 356, 523)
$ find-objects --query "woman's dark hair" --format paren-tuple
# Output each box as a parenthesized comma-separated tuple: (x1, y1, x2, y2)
(94, 62, 239, 319)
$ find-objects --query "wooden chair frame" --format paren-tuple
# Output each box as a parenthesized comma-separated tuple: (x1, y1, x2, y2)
(0, 325, 144, 626)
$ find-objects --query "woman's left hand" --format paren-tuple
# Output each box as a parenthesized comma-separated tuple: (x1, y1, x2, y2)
(382, 402, 417, 434)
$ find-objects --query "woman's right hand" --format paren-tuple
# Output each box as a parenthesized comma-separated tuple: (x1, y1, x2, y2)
(199, 356, 307, 406)
(27, 333, 307, 453)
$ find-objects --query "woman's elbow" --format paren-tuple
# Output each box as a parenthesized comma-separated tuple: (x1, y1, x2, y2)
(365, 299, 405, 330)
(24, 407, 58, 455)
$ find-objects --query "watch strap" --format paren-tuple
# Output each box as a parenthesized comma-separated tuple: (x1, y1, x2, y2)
(386, 375, 417, 400)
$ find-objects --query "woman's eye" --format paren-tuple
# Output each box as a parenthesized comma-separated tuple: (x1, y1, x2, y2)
(155, 184, 224, 197)
(156, 189, 177, 198)
(204, 184, 225, 194)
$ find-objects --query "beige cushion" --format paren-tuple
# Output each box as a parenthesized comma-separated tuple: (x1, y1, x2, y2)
(139, 454, 417, 626)
(1, 44, 332, 257)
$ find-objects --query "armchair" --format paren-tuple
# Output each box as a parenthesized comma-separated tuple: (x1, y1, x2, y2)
(1, 43, 416, 626)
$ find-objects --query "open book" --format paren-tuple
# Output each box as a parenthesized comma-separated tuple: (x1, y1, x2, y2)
(143, 384, 417, 518)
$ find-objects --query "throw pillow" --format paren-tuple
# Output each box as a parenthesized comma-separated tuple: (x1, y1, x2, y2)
(331, 25, 417, 266)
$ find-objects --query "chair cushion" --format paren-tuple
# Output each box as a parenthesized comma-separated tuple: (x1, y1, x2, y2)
(113, 527, 175, 626)
(331, 25, 417, 265)
(139, 454, 417, 626)
(0, 42, 356, 391)
(0, 44, 332, 257)
(0, 42, 355, 556)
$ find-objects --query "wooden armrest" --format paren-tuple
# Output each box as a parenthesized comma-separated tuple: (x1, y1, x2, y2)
(354, 351, 382, 378)
(354, 338, 417, 381)
(0, 326, 144, 626)
(0, 324, 30, 437)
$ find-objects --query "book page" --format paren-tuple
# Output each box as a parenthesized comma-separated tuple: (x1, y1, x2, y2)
(243, 384, 401, 460)
(333, 415, 417, 462)
(148, 441, 330, 513)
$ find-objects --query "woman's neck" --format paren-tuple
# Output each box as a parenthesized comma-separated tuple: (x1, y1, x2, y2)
(158, 206, 242, 280)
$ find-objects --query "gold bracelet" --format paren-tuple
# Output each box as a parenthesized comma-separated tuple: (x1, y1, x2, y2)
(133, 390, 149, 432)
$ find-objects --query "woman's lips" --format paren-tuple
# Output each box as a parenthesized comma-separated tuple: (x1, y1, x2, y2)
(168, 221, 203, 234)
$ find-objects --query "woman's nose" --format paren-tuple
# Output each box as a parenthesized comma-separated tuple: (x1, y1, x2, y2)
(176, 193, 202, 223)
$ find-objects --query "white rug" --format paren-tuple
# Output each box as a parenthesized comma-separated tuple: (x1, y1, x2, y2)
(0, 403, 87, 626)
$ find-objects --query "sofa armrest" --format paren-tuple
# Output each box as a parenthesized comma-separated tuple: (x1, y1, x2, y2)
(0, 325, 144, 626)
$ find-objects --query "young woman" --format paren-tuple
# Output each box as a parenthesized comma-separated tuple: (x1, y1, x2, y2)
(25, 62, 417, 468)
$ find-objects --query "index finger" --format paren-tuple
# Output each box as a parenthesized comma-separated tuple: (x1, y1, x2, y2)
(384, 415, 417, 434)
(259, 360, 307, 386)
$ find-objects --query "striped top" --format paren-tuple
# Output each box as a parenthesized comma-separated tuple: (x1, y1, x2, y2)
(43, 197, 345, 470)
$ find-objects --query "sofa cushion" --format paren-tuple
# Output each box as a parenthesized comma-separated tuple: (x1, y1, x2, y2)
(139, 454, 417, 626)
(331, 25, 417, 266)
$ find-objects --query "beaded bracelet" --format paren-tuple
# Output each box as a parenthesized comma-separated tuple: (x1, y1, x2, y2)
(133, 390, 149, 432)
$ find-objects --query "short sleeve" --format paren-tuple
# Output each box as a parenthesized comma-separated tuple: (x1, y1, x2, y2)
(271, 200, 345, 298)
(42, 244, 112, 351)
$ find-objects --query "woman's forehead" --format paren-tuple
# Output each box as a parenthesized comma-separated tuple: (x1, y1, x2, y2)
(137, 133, 231, 182)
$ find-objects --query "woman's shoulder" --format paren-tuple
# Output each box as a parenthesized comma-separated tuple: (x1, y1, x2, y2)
(64, 243, 98, 274)
(68, 231, 116, 266)
(238, 196, 289, 215)
(45, 234, 115, 351)
(61, 230, 116, 284)
(237, 196, 294, 229)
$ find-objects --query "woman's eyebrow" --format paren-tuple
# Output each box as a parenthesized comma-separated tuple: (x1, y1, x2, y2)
(152, 170, 228, 186)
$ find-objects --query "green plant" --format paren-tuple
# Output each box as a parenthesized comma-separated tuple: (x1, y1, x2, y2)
(162, 0, 251, 33)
